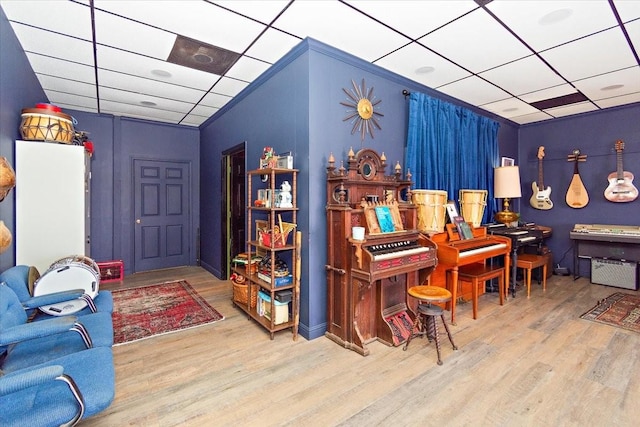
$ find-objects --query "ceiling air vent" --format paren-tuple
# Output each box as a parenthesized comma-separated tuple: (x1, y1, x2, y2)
(530, 92, 589, 110)
(167, 35, 241, 75)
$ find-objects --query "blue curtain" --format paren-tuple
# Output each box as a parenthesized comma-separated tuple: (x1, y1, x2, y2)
(405, 92, 500, 224)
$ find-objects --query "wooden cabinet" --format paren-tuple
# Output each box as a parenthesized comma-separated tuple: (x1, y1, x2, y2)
(232, 168, 299, 340)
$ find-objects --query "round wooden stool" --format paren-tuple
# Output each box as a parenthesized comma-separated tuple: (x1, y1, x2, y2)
(403, 286, 458, 365)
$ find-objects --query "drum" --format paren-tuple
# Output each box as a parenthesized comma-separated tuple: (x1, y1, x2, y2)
(412, 189, 448, 233)
(20, 108, 74, 144)
(459, 189, 487, 228)
(33, 255, 100, 316)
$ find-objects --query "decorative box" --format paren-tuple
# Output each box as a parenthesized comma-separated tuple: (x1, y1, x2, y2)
(96, 260, 124, 283)
(257, 291, 289, 325)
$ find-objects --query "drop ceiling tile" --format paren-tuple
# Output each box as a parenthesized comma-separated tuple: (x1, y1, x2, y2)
(180, 113, 209, 127)
(190, 104, 220, 118)
(98, 87, 193, 114)
(544, 101, 598, 118)
(271, 0, 409, 62)
(540, 27, 637, 81)
(200, 92, 232, 109)
(480, 55, 567, 96)
(573, 66, 640, 101)
(100, 100, 186, 124)
(26, 53, 95, 85)
(487, 0, 619, 51)
(614, 0, 640, 22)
(224, 56, 271, 82)
(36, 75, 96, 98)
(42, 92, 98, 113)
(213, 0, 291, 22)
(93, 10, 175, 59)
(244, 28, 302, 64)
(210, 77, 249, 98)
(594, 91, 640, 109)
(437, 76, 511, 106)
(625, 18, 640, 54)
(0, 0, 92, 39)
(98, 69, 206, 104)
(418, 8, 531, 73)
(374, 42, 471, 89)
(509, 111, 554, 125)
(345, 0, 478, 39)
(480, 97, 539, 119)
(519, 84, 578, 104)
(93, 0, 264, 54)
(96, 46, 220, 91)
(9, 24, 94, 64)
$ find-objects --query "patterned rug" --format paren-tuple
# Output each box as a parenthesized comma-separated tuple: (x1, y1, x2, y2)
(580, 292, 640, 333)
(111, 280, 224, 345)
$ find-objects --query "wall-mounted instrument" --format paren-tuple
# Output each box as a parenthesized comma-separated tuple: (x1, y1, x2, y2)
(565, 149, 589, 208)
(604, 140, 638, 203)
(530, 146, 553, 210)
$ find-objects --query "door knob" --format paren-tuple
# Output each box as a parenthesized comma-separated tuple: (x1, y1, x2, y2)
(136, 219, 141, 224)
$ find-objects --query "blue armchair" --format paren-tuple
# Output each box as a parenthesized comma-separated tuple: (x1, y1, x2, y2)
(0, 265, 113, 319)
(0, 346, 115, 426)
(0, 284, 113, 372)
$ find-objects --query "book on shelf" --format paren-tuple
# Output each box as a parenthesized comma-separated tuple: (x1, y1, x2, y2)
(453, 216, 474, 240)
(257, 272, 293, 287)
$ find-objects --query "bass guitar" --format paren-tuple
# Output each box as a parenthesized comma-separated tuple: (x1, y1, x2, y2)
(604, 140, 638, 203)
(565, 149, 588, 208)
(530, 146, 553, 210)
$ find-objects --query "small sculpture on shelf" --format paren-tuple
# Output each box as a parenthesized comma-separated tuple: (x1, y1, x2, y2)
(278, 180, 293, 208)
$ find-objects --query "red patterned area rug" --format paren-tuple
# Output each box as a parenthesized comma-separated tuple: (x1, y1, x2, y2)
(580, 292, 640, 333)
(111, 280, 224, 345)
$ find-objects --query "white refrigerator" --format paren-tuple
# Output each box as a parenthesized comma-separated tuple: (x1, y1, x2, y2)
(15, 140, 90, 274)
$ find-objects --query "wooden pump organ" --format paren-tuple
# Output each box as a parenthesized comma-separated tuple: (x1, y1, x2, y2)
(325, 148, 437, 356)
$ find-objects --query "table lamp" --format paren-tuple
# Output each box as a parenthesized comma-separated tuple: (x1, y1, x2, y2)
(494, 166, 521, 225)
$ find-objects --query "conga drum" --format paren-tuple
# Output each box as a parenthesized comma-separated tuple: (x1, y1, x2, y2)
(33, 255, 100, 315)
(412, 190, 448, 233)
(459, 189, 487, 228)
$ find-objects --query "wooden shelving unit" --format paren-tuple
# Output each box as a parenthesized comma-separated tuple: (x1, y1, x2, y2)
(232, 167, 300, 340)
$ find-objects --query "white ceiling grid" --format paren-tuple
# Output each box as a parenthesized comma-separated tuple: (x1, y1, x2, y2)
(0, 0, 638, 127)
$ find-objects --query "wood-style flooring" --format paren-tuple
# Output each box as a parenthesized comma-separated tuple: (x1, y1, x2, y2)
(83, 266, 640, 426)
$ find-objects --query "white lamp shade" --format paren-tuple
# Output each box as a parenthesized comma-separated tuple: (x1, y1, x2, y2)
(494, 166, 522, 198)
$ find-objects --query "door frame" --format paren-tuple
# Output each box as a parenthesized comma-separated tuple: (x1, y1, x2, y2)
(221, 142, 246, 278)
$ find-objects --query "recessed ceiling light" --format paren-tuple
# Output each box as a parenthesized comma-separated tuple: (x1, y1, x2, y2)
(415, 66, 435, 74)
(539, 9, 572, 25)
(140, 101, 157, 107)
(151, 69, 172, 78)
(601, 84, 624, 91)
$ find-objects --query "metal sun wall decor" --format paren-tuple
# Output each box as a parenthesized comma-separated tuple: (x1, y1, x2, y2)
(341, 78, 383, 142)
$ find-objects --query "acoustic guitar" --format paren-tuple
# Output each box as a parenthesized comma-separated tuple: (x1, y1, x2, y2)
(604, 140, 638, 203)
(565, 149, 589, 208)
(530, 146, 553, 210)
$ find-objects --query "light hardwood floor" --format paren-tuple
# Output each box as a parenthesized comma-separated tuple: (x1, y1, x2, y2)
(84, 266, 640, 426)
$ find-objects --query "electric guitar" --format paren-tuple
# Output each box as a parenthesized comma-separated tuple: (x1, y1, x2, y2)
(604, 140, 638, 202)
(565, 149, 589, 208)
(530, 146, 553, 210)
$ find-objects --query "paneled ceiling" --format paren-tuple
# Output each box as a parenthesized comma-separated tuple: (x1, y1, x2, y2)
(2, 0, 639, 127)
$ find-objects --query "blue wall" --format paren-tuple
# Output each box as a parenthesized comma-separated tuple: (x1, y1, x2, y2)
(519, 104, 640, 273)
(200, 38, 520, 340)
(0, 10, 200, 274)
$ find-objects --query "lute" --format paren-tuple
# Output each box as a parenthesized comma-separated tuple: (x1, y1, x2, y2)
(530, 146, 553, 210)
(604, 140, 638, 203)
(565, 149, 588, 208)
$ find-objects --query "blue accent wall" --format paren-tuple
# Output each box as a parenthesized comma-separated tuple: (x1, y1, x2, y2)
(519, 104, 640, 274)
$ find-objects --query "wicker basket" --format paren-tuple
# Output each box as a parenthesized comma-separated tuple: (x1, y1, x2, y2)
(233, 281, 259, 308)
